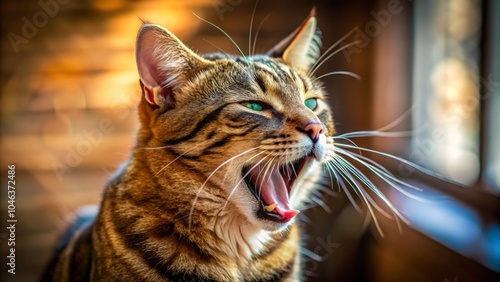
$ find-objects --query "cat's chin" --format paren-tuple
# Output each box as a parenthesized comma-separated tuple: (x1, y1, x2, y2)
(242, 154, 315, 231)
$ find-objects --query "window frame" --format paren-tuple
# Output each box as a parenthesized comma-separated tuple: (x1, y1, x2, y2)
(367, 0, 499, 272)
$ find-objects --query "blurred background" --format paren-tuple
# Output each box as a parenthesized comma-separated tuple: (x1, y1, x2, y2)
(1, 0, 499, 281)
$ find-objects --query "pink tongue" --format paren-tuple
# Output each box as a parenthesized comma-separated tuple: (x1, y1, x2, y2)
(249, 168, 299, 222)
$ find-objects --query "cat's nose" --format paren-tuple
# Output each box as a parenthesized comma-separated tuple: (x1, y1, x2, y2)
(303, 122, 323, 143)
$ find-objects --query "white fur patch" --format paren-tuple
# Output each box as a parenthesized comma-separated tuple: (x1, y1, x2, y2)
(213, 213, 272, 260)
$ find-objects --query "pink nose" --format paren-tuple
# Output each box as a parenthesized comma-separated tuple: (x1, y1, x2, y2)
(303, 122, 323, 143)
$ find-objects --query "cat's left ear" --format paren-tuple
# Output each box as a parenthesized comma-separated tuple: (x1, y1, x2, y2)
(267, 9, 321, 72)
(136, 23, 214, 108)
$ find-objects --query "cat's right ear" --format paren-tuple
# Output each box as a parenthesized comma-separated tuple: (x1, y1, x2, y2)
(266, 9, 321, 73)
(136, 23, 213, 108)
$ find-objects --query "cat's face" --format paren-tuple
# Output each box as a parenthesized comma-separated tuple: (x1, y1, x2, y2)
(135, 15, 334, 232)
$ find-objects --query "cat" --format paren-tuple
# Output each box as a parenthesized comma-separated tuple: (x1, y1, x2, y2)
(41, 10, 339, 282)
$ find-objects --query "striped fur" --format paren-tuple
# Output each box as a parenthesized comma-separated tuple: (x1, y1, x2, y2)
(43, 12, 335, 282)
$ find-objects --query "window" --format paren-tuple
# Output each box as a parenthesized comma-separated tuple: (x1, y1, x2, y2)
(371, 0, 499, 273)
(484, 1, 500, 193)
(412, 0, 482, 186)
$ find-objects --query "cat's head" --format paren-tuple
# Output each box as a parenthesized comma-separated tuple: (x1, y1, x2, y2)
(135, 12, 335, 232)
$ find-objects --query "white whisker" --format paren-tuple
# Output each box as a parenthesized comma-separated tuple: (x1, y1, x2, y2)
(328, 157, 385, 235)
(251, 14, 271, 56)
(152, 140, 211, 178)
(311, 195, 331, 213)
(335, 147, 424, 194)
(328, 159, 362, 198)
(335, 143, 455, 184)
(139, 145, 174, 150)
(334, 106, 414, 139)
(322, 163, 336, 192)
(202, 38, 234, 58)
(332, 155, 398, 219)
(309, 40, 362, 76)
(335, 146, 391, 176)
(324, 162, 362, 212)
(333, 151, 413, 217)
(335, 130, 413, 139)
(188, 146, 262, 231)
(220, 153, 269, 213)
(193, 13, 247, 62)
(193, 12, 255, 80)
(309, 26, 360, 75)
(375, 106, 413, 132)
(313, 71, 361, 82)
(289, 152, 298, 178)
(317, 177, 338, 198)
(248, 0, 260, 57)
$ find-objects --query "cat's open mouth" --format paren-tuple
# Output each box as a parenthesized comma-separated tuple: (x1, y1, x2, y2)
(243, 154, 313, 224)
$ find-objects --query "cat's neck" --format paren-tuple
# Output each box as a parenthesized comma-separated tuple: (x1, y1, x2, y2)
(104, 150, 279, 262)
(97, 155, 302, 281)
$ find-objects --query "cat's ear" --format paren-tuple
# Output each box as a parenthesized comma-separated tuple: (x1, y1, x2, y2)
(136, 23, 213, 107)
(266, 9, 321, 72)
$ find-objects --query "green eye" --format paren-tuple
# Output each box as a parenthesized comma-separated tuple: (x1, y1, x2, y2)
(304, 98, 318, 110)
(242, 102, 264, 111)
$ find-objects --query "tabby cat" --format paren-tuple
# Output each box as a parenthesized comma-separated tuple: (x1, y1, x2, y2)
(42, 11, 337, 282)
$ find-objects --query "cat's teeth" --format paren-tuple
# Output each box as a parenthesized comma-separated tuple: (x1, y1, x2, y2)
(264, 203, 277, 212)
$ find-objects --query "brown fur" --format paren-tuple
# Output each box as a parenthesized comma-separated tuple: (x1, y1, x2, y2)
(43, 13, 335, 282)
